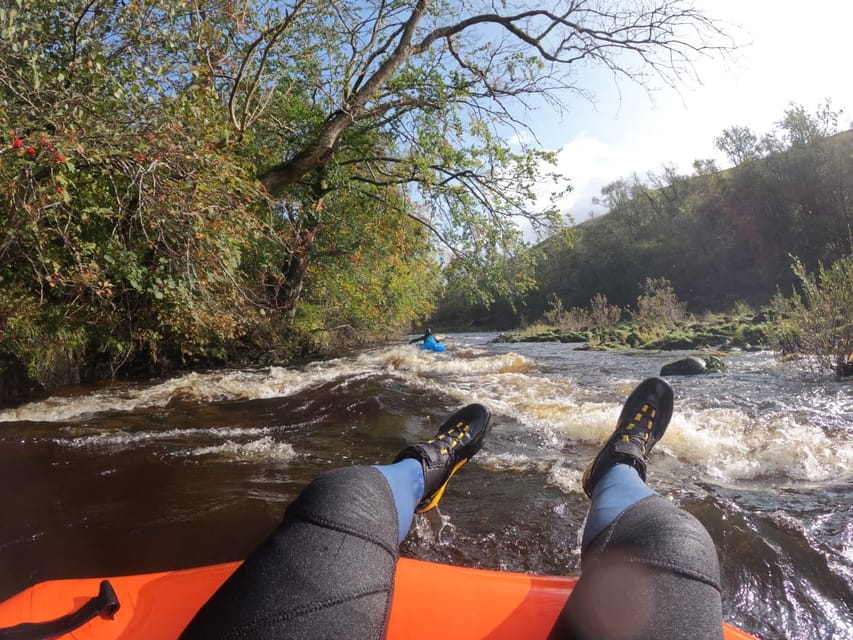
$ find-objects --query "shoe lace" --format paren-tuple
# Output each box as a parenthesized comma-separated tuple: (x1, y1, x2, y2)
(428, 422, 471, 456)
(621, 403, 656, 456)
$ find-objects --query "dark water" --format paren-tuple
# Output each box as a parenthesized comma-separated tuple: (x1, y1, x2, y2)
(1, 334, 851, 639)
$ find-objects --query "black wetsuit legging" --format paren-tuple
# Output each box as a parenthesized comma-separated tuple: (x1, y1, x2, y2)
(180, 466, 723, 640)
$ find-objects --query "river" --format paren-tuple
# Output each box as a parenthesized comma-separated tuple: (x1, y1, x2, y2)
(0, 334, 851, 639)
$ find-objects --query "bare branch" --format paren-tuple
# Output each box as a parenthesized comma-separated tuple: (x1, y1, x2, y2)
(258, 1, 733, 193)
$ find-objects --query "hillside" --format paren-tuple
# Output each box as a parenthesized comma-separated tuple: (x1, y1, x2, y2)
(433, 124, 853, 329)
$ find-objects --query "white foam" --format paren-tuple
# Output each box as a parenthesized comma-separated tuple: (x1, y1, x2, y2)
(0, 346, 535, 424)
(3, 343, 850, 486)
(489, 387, 852, 485)
(49, 425, 299, 463)
(482, 451, 544, 473)
(186, 437, 298, 462)
(53, 426, 271, 448)
(668, 407, 853, 483)
(841, 520, 853, 565)
(411, 509, 455, 544)
(379, 347, 536, 377)
(546, 463, 585, 495)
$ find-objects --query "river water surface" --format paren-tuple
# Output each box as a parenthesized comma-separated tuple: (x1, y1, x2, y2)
(0, 334, 851, 639)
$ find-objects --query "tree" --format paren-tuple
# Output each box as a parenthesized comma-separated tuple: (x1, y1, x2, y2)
(776, 101, 840, 147)
(215, 0, 735, 312)
(714, 125, 760, 165)
(290, 181, 442, 345)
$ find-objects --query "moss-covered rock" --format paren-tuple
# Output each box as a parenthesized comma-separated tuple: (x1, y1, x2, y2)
(559, 331, 590, 343)
(491, 311, 772, 353)
(494, 327, 591, 343)
(626, 331, 644, 348)
(576, 342, 621, 352)
(732, 323, 770, 348)
(642, 333, 701, 350)
(704, 355, 727, 373)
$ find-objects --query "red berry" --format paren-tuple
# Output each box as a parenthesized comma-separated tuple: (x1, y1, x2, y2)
(54, 152, 65, 163)
(25, 146, 36, 155)
(12, 137, 23, 148)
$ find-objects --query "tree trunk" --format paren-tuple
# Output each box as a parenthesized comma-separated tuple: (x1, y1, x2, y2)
(280, 228, 317, 325)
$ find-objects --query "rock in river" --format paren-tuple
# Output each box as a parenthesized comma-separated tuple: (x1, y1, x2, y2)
(660, 356, 709, 376)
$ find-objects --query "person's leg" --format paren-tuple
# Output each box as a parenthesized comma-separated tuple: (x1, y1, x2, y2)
(581, 463, 655, 550)
(180, 403, 490, 640)
(179, 465, 400, 640)
(374, 458, 424, 544)
(550, 377, 723, 640)
(557, 495, 724, 640)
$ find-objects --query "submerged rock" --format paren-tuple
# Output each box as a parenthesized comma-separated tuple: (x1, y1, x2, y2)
(837, 355, 853, 379)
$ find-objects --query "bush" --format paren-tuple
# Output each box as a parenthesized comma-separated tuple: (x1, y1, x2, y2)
(769, 255, 853, 373)
(633, 277, 687, 330)
(732, 299, 755, 318)
(588, 293, 622, 329)
(543, 295, 592, 330)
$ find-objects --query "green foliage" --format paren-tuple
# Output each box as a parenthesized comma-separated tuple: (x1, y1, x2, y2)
(541, 293, 622, 332)
(506, 299, 775, 352)
(769, 255, 853, 372)
(775, 100, 840, 148)
(533, 280, 683, 346)
(293, 185, 440, 348)
(543, 295, 584, 330)
(1, 0, 735, 382)
(732, 300, 755, 318)
(715, 125, 760, 165)
(541, 296, 586, 332)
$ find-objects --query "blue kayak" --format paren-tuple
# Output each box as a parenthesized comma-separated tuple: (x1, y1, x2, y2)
(418, 336, 446, 352)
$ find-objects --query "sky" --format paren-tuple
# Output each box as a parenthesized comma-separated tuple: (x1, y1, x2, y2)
(521, 0, 853, 227)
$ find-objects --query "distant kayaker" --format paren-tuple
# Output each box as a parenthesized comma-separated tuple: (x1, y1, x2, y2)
(181, 378, 725, 640)
(408, 327, 440, 345)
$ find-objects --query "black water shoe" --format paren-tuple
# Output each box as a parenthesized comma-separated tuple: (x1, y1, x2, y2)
(394, 403, 491, 512)
(582, 377, 674, 498)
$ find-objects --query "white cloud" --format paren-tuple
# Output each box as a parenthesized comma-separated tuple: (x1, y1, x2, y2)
(523, 0, 853, 231)
(549, 135, 665, 223)
(530, 130, 708, 228)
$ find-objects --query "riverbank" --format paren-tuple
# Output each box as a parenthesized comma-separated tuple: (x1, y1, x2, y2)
(493, 311, 771, 353)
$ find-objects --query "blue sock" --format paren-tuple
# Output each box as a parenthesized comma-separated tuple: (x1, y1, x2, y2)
(582, 463, 656, 551)
(374, 458, 425, 544)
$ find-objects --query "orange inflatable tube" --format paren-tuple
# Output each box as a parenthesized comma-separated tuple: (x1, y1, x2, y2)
(0, 558, 757, 639)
